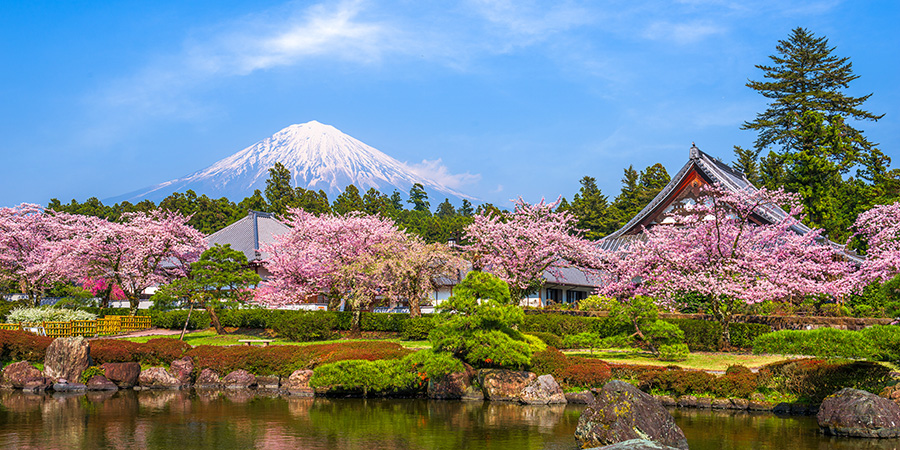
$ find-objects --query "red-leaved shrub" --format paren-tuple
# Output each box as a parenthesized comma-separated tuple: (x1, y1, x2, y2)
(558, 357, 612, 388)
(0, 330, 53, 362)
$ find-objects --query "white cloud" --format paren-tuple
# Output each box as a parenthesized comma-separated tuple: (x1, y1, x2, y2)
(642, 20, 726, 44)
(406, 159, 481, 189)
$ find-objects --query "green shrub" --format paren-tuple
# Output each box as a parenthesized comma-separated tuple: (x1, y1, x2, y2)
(270, 311, 337, 342)
(6, 307, 97, 323)
(148, 309, 211, 330)
(309, 358, 420, 396)
(644, 320, 685, 348)
(404, 350, 465, 379)
(401, 317, 434, 340)
(218, 308, 272, 328)
(658, 344, 689, 361)
(668, 319, 722, 351)
(859, 325, 900, 362)
(524, 331, 562, 349)
(728, 323, 773, 348)
(752, 328, 876, 360)
(80, 366, 106, 384)
(762, 358, 893, 403)
(360, 313, 406, 332)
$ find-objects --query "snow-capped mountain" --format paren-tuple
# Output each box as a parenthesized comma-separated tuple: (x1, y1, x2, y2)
(111, 121, 475, 204)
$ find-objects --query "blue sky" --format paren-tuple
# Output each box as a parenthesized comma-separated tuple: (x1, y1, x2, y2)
(2, 0, 898, 208)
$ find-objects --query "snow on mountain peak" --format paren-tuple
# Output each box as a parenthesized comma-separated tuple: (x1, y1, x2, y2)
(111, 121, 476, 204)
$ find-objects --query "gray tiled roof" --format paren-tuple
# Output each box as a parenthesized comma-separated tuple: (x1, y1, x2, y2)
(206, 210, 291, 262)
(542, 265, 602, 288)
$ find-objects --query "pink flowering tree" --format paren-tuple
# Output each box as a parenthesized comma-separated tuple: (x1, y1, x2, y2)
(255, 209, 410, 331)
(464, 198, 599, 303)
(598, 185, 854, 347)
(77, 210, 206, 312)
(851, 202, 900, 284)
(0, 204, 93, 306)
(379, 238, 465, 317)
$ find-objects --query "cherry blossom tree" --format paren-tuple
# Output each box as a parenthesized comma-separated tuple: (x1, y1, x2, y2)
(851, 202, 900, 284)
(464, 197, 599, 302)
(255, 209, 410, 331)
(379, 238, 464, 317)
(0, 204, 92, 305)
(76, 210, 206, 312)
(598, 185, 854, 347)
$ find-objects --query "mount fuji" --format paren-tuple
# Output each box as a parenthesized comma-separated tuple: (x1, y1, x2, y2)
(111, 121, 476, 204)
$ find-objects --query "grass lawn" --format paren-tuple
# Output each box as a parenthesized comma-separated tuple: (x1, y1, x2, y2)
(119, 329, 432, 349)
(564, 349, 789, 372)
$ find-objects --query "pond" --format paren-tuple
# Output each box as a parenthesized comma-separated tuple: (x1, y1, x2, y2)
(0, 390, 898, 450)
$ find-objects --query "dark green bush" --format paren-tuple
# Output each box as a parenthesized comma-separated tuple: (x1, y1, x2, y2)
(762, 358, 893, 403)
(401, 316, 435, 340)
(859, 325, 900, 362)
(270, 311, 337, 342)
(309, 358, 420, 396)
(752, 328, 877, 360)
(668, 319, 722, 351)
(658, 344, 689, 361)
(728, 323, 773, 348)
(360, 313, 406, 332)
(217, 308, 272, 329)
(524, 331, 563, 349)
(148, 309, 211, 330)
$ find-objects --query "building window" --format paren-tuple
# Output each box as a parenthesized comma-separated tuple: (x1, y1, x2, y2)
(546, 288, 561, 303)
(566, 290, 588, 304)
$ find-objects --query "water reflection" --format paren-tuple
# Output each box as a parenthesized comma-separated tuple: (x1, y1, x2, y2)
(0, 390, 897, 450)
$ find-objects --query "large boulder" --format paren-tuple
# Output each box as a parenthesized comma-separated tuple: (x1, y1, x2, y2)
(257, 375, 280, 389)
(428, 371, 471, 400)
(520, 374, 566, 405)
(817, 388, 900, 438)
(43, 337, 91, 382)
(478, 370, 537, 402)
(86, 375, 118, 391)
(139, 367, 183, 389)
(566, 391, 595, 405)
(222, 370, 256, 389)
(168, 357, 194, 385)
(2, 361, 44, 389)
(102, 362, 141, 388)
(195, 368, 224, 390)
(283, 370, 314, 397)
(588, 439, 685, 450)
(576, 380, 688, 450)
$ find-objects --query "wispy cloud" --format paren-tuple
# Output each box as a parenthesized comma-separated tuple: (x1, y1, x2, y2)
(642, 21, 726, 44)
(406, 158, 481, 190)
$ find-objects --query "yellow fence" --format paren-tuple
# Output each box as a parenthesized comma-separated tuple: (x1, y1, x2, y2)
(0, 316, 152, 337)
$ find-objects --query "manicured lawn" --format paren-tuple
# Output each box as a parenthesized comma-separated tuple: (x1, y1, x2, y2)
(119, 329, 432, 349)
(565, 349, 788, 371)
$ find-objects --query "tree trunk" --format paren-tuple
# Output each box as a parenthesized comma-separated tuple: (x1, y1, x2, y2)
(710, 296, 733, 351)
(206, 304, 226, 335)
(129, 297, 140, 316)
(409, 296, 421, 318)
(180, 302, 194, 341)
(351, 309, 362, 336)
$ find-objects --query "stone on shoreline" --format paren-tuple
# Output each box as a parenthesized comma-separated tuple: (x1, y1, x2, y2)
(2, 361, 43, 389)
(86, 375, 118, 391)
(139, 367, 183, 389)
(223, 370, 256, 389)
(102, 362, 141, 388)
(44, 337, 91, 383)
(169, 357, 194, 385)
(587, 439, 685, 450)
(195, 368, 224, 390)
(478, 370, 536, 402)
(520, 374, 566, 405)
(566, 390, 595, 405)
(817, 388, 900, 438)
(576, 380, 688, 450)
(283, 370, 314, 397)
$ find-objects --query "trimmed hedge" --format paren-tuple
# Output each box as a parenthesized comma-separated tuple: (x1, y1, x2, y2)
(637, 365, 759, 398)
(667, 319, 772, 350)
(529, 348, 612, 389)
(524, 332, 563, 349)
(91, 338, 191, 366)
(401, 317, 435, 341)
(752, 326, 900, 362)
(0, 330, 54, 362)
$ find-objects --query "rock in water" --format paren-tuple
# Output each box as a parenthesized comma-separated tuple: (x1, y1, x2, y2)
(139, 367, 183, 389)
(283, 370, 314, 397)
(102, 362, 141, 388)
(478, 370, 537, 402)
(43, 337, 91, 382)
(428, 371, 471, 400)
(817, 388, 900, 438)
(223, 370, 256, 389)
(576, 380, 688, 450)
(1, 361, 44, 389)
(520, 374, 566, 405)
(86, 375, 118, 391)
(589, 439, 685, 450)
(195, 368, 224, 390)
(169, 357, 194, 385)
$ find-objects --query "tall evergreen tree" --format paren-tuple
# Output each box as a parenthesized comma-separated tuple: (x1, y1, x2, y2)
(569, 176, 610, 240)
(332, 185, 365, 215)
(732, 145, 762, 186)
(637, 163, 670, 206)
(264, 163, 297, 216)
(459, 199, 474, 217)
(435, 198, 456, 218)
(408, 183, 431, 213)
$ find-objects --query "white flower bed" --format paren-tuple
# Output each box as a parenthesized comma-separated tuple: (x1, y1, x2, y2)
(6, 307, 98, 324)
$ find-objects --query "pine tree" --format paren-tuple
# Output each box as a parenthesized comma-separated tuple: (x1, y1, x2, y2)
(459, 199, 474, 217)
(264, 163, 297, 216)
(569, 176, 610, 240)
(435, 198, 456, 218)
(732, 145, 761, 186)
(408, 183, 431, 213)
(333, 185, 364, 215)
(743, 27, 885, 180)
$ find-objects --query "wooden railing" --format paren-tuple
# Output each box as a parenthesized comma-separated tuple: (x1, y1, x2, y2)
(0, 316, 152, 337)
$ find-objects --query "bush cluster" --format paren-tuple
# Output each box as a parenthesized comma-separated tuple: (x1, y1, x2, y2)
(401, 317, 435, 341)
(760, 358, 893, 403)
(0, 330, 54, 362)
(91, 338, 191, 366)
(752, 326, 900, 362)
(524, 332, 563, 349)
(638, 365, 759, 398)
(667, 319, 772, 350)
(309, 350, 463, 397)
(529, 348, 612, 389)
(148, 309, 212, 330)
(269, 311, 337, 342)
